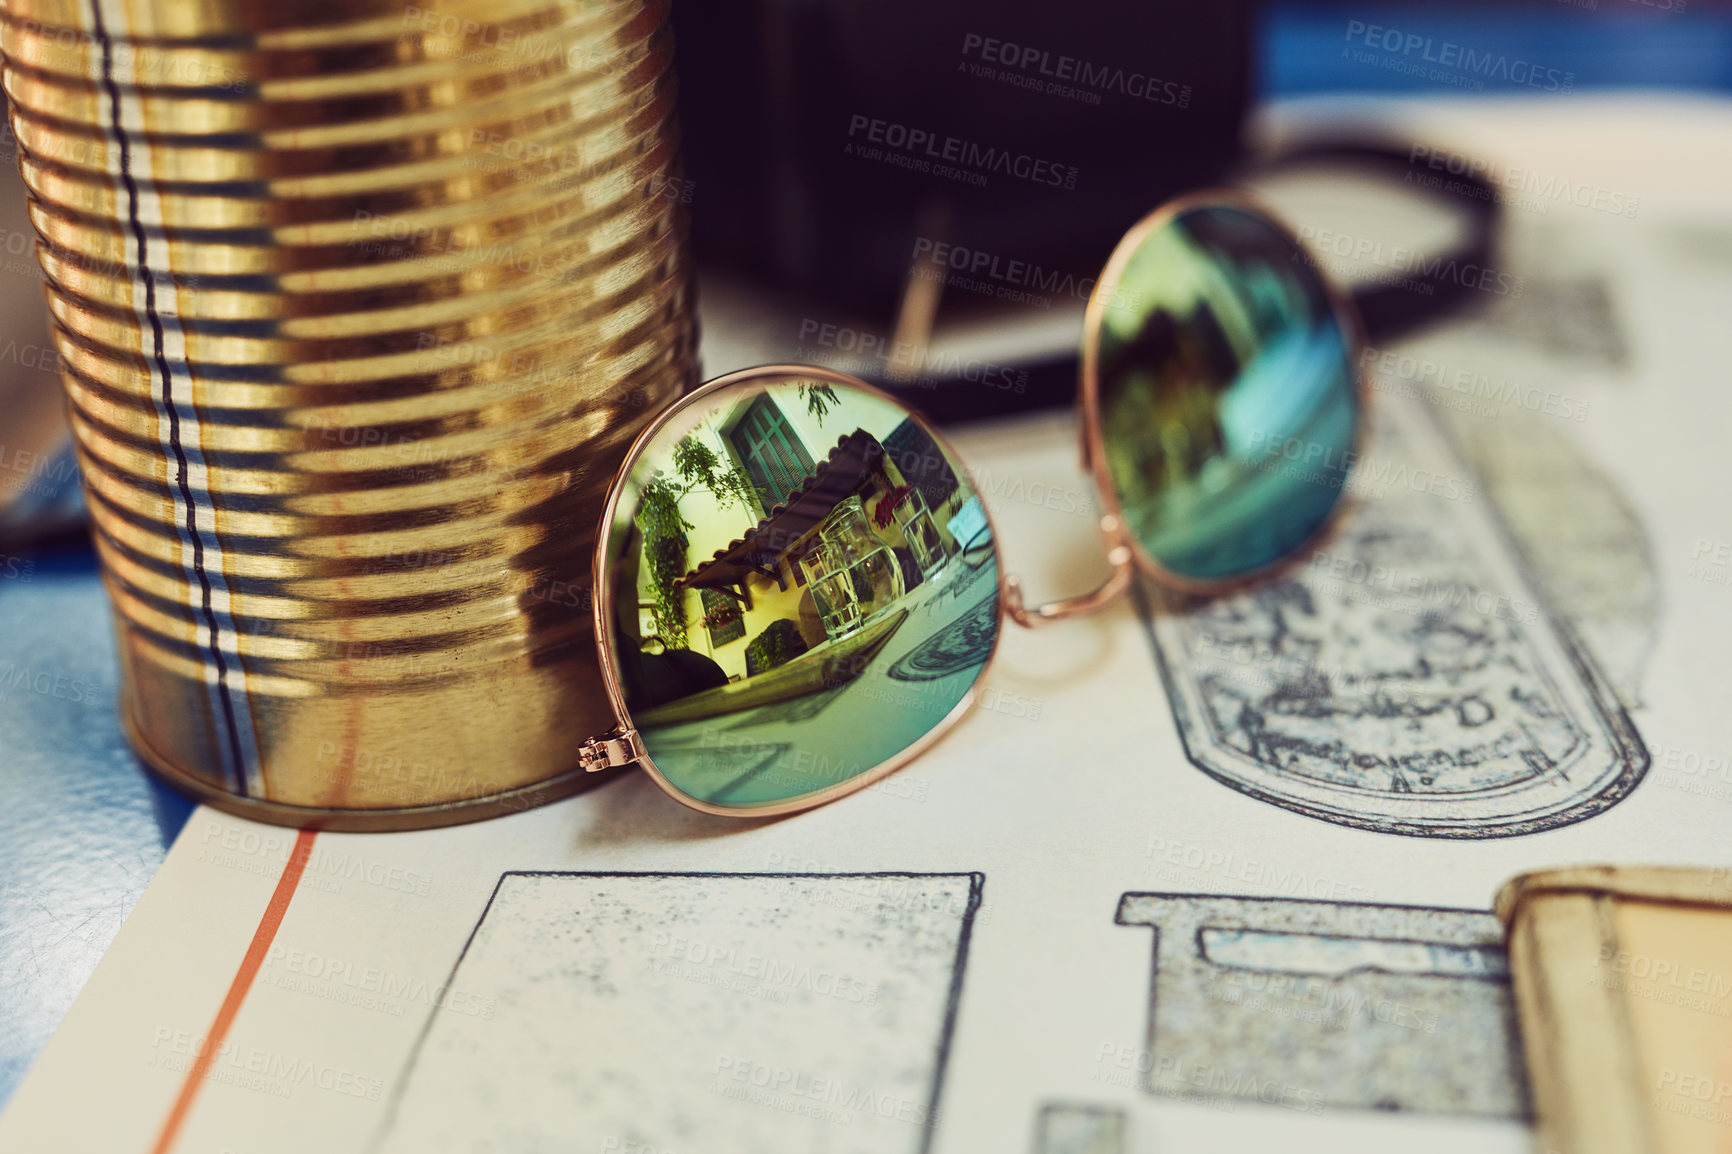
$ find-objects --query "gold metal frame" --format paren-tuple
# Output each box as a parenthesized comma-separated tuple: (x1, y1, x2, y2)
(586, 364, 1010, 818)
(1001, 513, 1135, 628)
(579, 190, 1371, 817)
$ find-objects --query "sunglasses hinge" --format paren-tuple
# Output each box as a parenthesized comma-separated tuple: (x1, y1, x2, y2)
(1004, 516, 1136, 628)
(578, 728, 646, 773)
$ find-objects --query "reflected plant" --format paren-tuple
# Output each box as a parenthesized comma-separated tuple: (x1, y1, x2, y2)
(799, 382, 840, 422)
(744, 618, 808, 676)
(638, 437, 761, 650)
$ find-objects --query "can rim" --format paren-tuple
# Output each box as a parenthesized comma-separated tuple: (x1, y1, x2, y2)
(124, 707, 623, 832)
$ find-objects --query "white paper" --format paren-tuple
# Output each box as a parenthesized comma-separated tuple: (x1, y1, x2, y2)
(5, 95, 1730, 1154)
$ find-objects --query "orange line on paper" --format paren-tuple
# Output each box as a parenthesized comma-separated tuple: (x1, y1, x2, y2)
(148, 829, 318, 1154)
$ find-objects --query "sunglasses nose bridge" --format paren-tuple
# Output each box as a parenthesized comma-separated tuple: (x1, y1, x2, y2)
(1003, 514, 1136, 629)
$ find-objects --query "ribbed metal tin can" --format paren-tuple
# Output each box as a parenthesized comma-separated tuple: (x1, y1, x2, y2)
(0, 0, 697, 829)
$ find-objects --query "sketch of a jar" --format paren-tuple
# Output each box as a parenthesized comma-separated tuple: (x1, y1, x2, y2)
(1144, 399, 1647, 839)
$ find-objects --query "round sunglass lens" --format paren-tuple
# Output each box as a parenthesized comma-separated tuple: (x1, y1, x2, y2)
(1091, 201, 1360, 585)
(601, 373, 1001, 810)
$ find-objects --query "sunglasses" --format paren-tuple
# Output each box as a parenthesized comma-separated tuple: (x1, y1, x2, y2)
(580, 190, 1365, 816)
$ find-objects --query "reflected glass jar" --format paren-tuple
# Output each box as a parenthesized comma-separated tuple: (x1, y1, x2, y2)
(892, 490, 947, 578)
(806, 535, 863, 642)
(811, 496, 903, 639)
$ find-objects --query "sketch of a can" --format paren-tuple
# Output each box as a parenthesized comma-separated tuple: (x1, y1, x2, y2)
(1142, 396, 1646, 838)
(0, 0, 697, 828)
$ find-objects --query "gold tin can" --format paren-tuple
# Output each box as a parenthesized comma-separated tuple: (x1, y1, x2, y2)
(0, 0, 697, 829)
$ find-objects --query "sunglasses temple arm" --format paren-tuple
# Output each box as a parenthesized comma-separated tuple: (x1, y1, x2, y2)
(1003, 515, 1136, 629)
(577, 727, 647, 773)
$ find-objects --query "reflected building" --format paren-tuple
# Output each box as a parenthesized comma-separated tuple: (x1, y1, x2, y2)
(614, 385, 981, 722)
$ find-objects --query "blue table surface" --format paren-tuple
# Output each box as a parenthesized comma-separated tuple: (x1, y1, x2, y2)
(0, 549, 193, 1107)
(5, 1, 1732, 1115)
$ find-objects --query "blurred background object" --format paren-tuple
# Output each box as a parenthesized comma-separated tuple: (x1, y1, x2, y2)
(672, 0, 1253, 316)
(1263, 0, 1732, 98)
(675, 0, 1732, 420)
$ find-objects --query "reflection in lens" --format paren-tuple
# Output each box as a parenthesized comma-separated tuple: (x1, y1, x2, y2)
(603, 375, 999, 809)
(1094, 202, 1359, 583)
